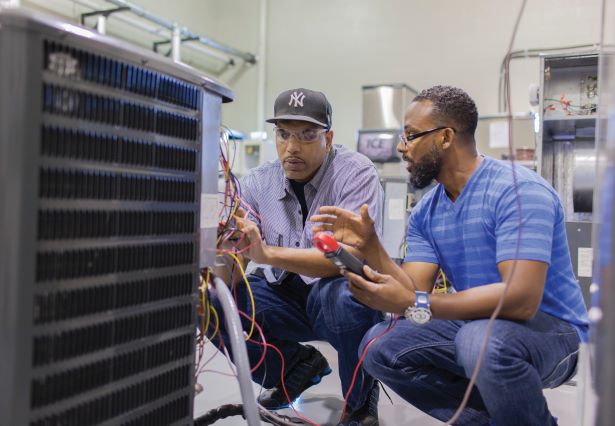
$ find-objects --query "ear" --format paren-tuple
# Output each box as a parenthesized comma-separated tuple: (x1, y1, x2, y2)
(326, 129, 334, 151)
(441, 128, 454, 149)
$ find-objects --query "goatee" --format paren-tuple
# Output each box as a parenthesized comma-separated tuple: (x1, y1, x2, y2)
(408, 145, 442, 189)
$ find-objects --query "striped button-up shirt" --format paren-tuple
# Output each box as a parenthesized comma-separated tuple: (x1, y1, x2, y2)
(240, 144, 384, 284)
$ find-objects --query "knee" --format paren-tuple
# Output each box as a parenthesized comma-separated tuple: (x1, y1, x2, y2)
(308, 277, 381, 334)
(455, 321, 511, 377)
(359, 323, 395, 376)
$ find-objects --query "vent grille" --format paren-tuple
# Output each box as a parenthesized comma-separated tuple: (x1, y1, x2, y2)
(32, 304, 193, 366)
(43, 84, 198, 140)
(39, 168, 196, 202)
(44, 40, 200, 110)
(121, 395, 190, 426)
(30, 365, 190, 426)
(36, 242, 195, 282)
(33, 273, 194, 324)
(38, 210, 195, 240)
(41, 126, 197, 172)
(31, 333, 192, 408)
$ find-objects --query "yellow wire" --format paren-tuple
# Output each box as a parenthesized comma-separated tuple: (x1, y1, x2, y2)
(209, 303, 220, 341)
(228, 179, 240, 221)
(227, 251, 256, 340)
(434, 270, 448, 294)
(202, 269, 211, 338)
(216, 172, 241, 248)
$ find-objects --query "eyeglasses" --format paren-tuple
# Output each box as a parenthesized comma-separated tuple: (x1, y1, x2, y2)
(398, 126, 455, 146)
(274, 127, 327, 144)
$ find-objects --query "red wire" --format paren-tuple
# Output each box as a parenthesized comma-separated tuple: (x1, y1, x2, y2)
(338, 315, 398, 423)
(237, 312, 320, 426)
(236, 310, 268, 374)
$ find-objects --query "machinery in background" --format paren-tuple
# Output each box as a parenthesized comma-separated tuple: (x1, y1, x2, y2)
(380, 177, 434, 260)
(357, 84, 426, 259)
(357, 83, 416, 176)
(231, 137, 277, 177)
(475, 112, 538, 170)
(0, 8, 232, 426)
(537, 51, 598, 306)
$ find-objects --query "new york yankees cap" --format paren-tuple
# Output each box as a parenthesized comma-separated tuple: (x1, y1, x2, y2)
(266, 88, 332, 129)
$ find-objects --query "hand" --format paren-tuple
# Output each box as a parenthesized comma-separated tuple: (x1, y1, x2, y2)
(217, 209, 247, 251)
(235, 208, 269, 264)
(342, 265, 414, 314)
(310, 204, 377, 250)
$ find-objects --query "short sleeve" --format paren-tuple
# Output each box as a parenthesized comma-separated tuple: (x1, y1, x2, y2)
(495, 181, 557, 265)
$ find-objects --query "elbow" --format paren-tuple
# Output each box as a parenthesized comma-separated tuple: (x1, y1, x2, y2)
(509, 303, 540, 321)
(515, 309, 537, 322)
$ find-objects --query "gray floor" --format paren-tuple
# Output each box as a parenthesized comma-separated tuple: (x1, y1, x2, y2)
(194, 340, 580, 426)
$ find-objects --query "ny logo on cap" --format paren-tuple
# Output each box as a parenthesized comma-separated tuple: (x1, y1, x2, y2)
(289, 91, 305, 107)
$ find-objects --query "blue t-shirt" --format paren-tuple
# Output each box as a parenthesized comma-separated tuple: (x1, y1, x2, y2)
(404, 156, 589, 341)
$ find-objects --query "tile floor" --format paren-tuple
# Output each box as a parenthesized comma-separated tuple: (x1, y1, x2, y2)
(194, 340, 581, 426)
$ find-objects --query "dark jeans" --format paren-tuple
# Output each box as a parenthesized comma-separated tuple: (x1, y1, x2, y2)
(209, 273, 383, 411)
(359, 311, 580, 426)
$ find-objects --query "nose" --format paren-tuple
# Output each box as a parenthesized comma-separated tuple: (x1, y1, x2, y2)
(286, 135, 302, 153)
(396, 139, 407, 154)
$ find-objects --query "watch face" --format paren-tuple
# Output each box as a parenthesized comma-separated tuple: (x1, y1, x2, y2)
(410, 307, 431, 325)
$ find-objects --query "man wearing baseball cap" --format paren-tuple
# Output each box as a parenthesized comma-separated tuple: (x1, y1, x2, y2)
(211, 88, 384, 425)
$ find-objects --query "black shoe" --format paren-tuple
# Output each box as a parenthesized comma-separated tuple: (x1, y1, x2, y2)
(257, 344, 332, 410)
(338, 381, 379, 426)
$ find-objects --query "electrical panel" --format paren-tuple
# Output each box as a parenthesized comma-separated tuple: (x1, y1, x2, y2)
(538, 52, 598, 219)
(0, 8, 232, 426)
(536, 52, 597, 308)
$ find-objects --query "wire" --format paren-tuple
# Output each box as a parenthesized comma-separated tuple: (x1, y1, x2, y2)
(497, 43, 599, 112)
(237, 310, 321, 426)
(227, 251, 257, 340)
(338, 315, 398, 423)
(446, 0, 527, 424)
(195, 403, 310, 426)
(201, 270, 211, 337)
(235, 308, 269, 374)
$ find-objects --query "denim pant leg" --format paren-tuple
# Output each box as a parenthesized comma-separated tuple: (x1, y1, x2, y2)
(360, 319, 491, 425)
(455, 311, 580, 426)
(306, 276, 383, 411)
(208, 274, 318, 388)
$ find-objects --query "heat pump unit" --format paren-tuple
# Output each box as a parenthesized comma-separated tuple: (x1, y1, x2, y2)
(0, 8, 232, 426)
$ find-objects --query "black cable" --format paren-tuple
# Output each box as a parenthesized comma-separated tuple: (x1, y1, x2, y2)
(194, 404, 307, 426)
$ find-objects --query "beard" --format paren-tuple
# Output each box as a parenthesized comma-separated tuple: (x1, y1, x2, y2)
(408, 145, 442, 189)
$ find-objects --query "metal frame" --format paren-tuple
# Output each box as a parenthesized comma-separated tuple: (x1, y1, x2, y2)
(78, 0, 257, 65)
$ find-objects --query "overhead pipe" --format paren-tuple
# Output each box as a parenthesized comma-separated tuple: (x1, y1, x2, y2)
(70, 0, 235, 71)
(104, 0, 257, 64)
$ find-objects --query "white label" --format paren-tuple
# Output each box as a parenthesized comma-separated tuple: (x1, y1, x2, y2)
(388, 198, 405, 220)
(577, 247, 593, 278)
(489, 121, 509, 149)
(200, 193, 219, 229)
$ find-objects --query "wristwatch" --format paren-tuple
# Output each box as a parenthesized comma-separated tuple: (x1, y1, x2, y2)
(404, 291, 432, 325)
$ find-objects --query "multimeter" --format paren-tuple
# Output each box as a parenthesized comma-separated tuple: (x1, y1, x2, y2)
(313, 232, 367, 278)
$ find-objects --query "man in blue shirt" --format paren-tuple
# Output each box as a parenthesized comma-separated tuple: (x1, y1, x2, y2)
(312, 85, 588, 425)
(211, 88, 384, 425)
